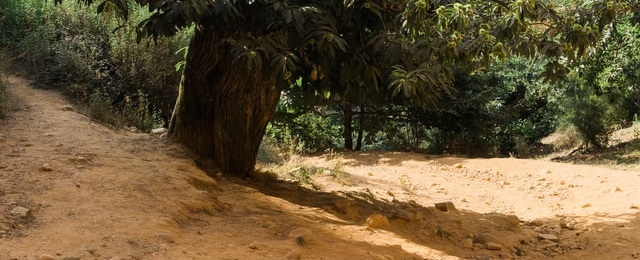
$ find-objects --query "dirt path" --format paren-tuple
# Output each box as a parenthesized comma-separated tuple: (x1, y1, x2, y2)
(1, 75, 639, 260)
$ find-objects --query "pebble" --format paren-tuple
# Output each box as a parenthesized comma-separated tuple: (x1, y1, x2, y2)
(41, 164, 53, 171)
(248, 241, 259, 249)
(61, 105, 74, 111)
(288, 228, 314, 246)
(10, 207, 31, 218)
(538, 233, 559, 242)
(486, 242, 503, 251)
(560, 219, 577, 230)
(366, 214, 389, 229)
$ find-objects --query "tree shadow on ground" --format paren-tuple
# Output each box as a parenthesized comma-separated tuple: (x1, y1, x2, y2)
(333, 151, 465, 167)
(551, 139, 640, 169)
(235, 175, 544, 259)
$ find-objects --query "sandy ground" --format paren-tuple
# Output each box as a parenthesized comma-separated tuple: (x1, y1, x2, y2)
(0, 75, 639, 260)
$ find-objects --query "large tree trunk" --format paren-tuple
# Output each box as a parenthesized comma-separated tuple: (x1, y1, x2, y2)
(168, 28, 281, 177)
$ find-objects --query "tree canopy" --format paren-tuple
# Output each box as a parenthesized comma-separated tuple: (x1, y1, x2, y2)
(45, 0, 640, 176)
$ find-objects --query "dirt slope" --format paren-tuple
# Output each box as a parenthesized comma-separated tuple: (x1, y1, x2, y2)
(0, 75, 639, 260)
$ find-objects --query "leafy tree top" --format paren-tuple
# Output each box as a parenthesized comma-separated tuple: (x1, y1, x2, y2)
(53, 0, 640, 107)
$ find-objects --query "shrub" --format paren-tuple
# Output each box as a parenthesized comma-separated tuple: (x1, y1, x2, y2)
(1, 1, 190, 131)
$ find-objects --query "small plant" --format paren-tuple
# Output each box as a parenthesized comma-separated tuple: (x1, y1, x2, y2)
(329, 154, 347, 184)
(398, 174, 419, 195)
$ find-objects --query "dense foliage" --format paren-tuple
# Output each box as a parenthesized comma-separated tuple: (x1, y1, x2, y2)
(3, 0, 640, 175)
(0, 0, 189, 130)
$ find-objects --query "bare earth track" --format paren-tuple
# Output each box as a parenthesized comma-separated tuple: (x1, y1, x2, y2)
(0, 75, 639, 259)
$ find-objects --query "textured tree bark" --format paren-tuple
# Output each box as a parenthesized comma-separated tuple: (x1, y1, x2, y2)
(168, 27, 281, 177)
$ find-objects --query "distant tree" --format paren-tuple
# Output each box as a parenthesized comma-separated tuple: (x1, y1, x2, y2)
(55, 0, 639, 177)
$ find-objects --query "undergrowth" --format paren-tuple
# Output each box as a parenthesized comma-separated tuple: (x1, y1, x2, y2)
(0, 1, 190, 131)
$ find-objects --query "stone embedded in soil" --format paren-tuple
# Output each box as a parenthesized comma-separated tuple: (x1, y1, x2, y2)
(61, 105, 74, 111)
(528, 219, 545, 227)
(461, 238, 474, 249)
(41, 163, 53, 171)
(560, 219, 577, 230)
(155, 232, 175, 243)
(248, 241, 259, 249)
(435, 201, 457, 212)
(393, 210, 412, 222)
(486, 242, 504, 251)
(289, 228, 314, 246)
(537, 233, 559, 242)
(366, 214, 389, 229)
(10, 206, 31, 219)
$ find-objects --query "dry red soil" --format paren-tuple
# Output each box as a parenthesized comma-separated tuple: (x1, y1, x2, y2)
(1, 75, 639, 260)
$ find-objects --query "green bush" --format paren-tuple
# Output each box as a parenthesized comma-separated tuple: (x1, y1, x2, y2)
(1, 1, 189, 131)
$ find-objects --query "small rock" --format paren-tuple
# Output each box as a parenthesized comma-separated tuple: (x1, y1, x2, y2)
(151, 128, 168, 135)
(393, 210, 412, 222)
(38, 254, 56, 260)
(631, 204, 639, 210)
(538, 233, 559, 242)
(248, 241, 259, 250)
(486, 242, 503, 251)
(41, 164, 53, 171)
(528, 219, 545, 227)
(126, 126, 138, 132)
(10, 207, 31, 218)
(560, 219, 577, 230)
(461, 238, 474, 249)
(498, 180, 510, 186)
(155, 233, 175, 243)
(61, 105, 74, 111)
(435, 201, 456, 212)
(365, 214, 389, 229)
(454, 163, 463, 168)
(581, 203, 591, 208)
(288, 228, 314, 246)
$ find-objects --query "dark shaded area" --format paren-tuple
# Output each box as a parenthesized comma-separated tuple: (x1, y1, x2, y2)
(551, 139, 640, 167)
(229, 174, 550, 259)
